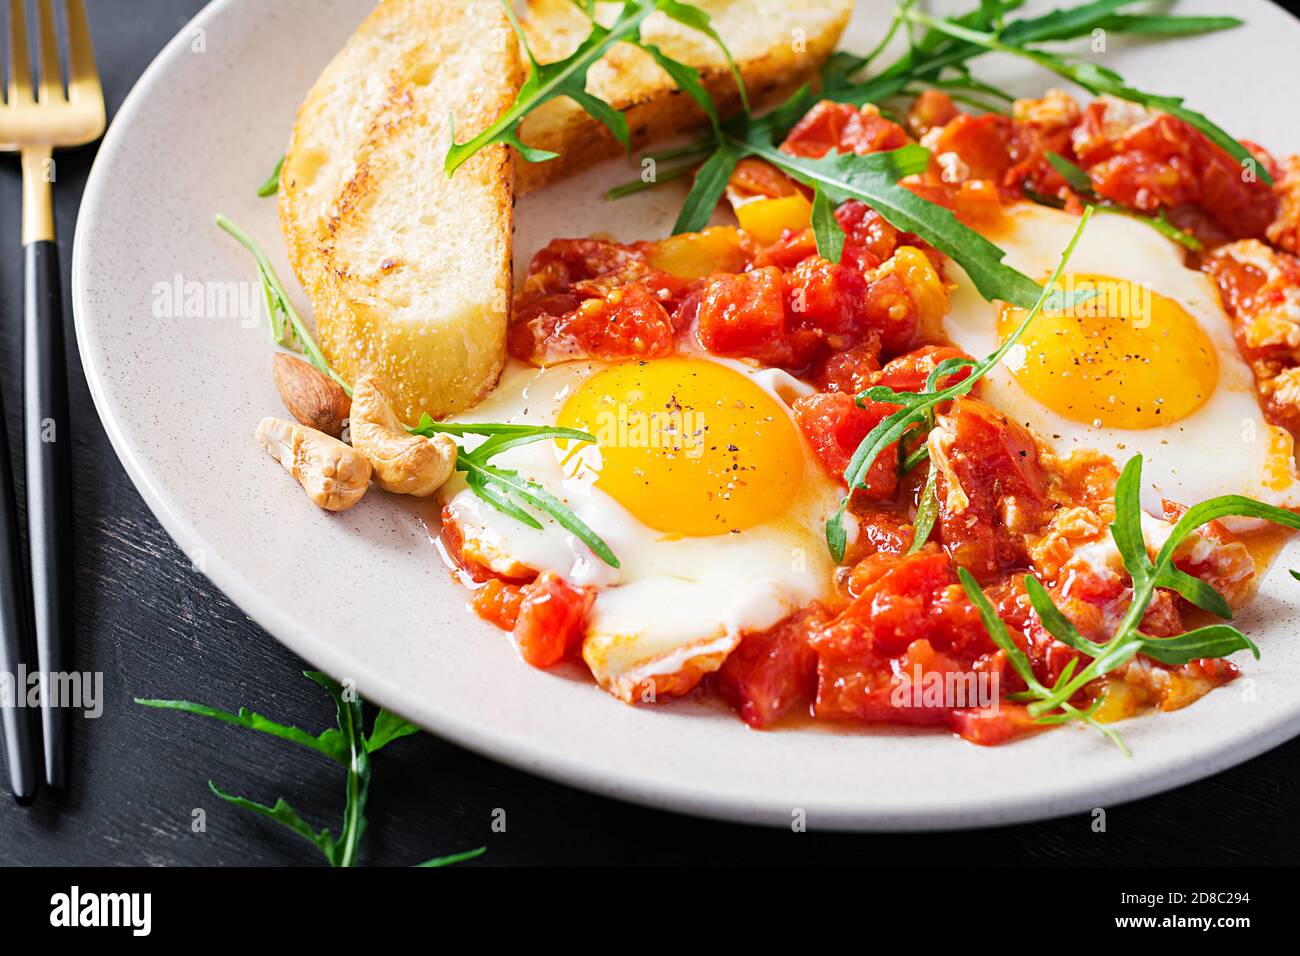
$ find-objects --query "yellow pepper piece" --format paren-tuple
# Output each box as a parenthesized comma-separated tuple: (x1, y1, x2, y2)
(644, 226, 748, 279)
(736, 194, 813, 245)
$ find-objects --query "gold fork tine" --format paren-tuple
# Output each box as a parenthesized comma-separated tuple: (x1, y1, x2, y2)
(63, 0, 98, 102)
(7, 0, 33, 104)
(34, 0, 61, 103)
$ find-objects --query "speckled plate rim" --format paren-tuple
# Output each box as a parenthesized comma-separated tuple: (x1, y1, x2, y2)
(70, 0, 1300, 831)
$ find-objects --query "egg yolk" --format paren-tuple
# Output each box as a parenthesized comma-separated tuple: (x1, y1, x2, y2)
(997, 274, 1219, 429)
(556, 358, 804, 536)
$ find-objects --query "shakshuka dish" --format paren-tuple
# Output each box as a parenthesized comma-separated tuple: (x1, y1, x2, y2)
(253, 0, 1300, 752)
(436, 90, 1300, 745)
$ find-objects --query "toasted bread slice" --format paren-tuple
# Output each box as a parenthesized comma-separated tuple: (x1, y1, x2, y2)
(515, 0, 854, 194)
(279, 0, 522, 423)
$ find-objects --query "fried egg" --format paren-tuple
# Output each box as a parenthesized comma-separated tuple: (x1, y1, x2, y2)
(440, 353, 841, 700)
(944, 203, 1300, 525)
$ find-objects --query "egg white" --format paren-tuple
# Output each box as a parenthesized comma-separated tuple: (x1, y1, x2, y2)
(944, 203, 1300, 522)
(440, 353, 842, 700)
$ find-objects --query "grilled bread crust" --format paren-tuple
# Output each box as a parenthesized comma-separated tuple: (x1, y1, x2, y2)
(280, 0, 523, 423)
(514, 0, 855, 194)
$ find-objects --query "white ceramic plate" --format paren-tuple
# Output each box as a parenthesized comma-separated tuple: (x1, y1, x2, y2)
(73, 0, 1300, 829)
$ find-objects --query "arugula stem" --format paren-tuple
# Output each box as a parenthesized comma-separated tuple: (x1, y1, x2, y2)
(215, 214, 352, 395)
(337, 696, 367, 869)
(606, 162, 694, 199)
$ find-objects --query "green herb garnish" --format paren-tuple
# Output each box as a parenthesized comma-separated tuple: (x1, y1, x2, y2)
(412, 415, 621, 569)
(257, 155, 284, 198)
(216, 214, 349, 394)
(959, 454, 1300, 753)
(902, 5, 1271, 185)
(907, 467, 940, 555)
(445, 0, 743, 176)
(824, 206, 1095, 562)
(217, 216, 621, 568)
(137, 672, 484, 867)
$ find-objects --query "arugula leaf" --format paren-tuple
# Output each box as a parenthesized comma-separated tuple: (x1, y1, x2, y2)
(1022, 574, 1096, 656)
(446, 1, 648, 174)
(134, 696, 347, 764)
(446, 0, 744, 176)
(138, 673, 481, 867)
(1038, 151, 1202, 251)
(1134, 625, 1259, 667)
(904, 7, 1272, 185)
(418, 848, 488, 868)
(672, 139, 741, 234)
(412, 413, 592, 444)
(763, 142, 1051, 308)
(459, 454, 621, 569)
(417, 412, 619, 568)
(907, 467, 939, 555)
(824, 207, 1095, 561)
(1044, 150, 1093, 192)
(981, 455, 1300, 752)
(643, 43, 723, 136)
(365, 708, 420, 754)
(208, 783, 343, 862)
(958, 567, 1051, 697)
(654, 0, 749, 111)
(1094, 14, 1243, 37)
(257, 156, 284, 198)
(810, 186, 846, 263)
(307, 671, 369, 868)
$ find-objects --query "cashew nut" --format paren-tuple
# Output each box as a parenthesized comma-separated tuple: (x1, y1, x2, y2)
(350, 375, 458, 497)
(256, 417, 372, 512)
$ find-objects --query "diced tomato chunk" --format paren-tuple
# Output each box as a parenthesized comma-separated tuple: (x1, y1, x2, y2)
(874, 345, 976, 393)
(1072, 100, 1276, 239)
(791, 391, 899, 498)
(522, 237, 649, 295)
(812, 551, 997, 725)
(472, 578, 526, 631)
(814, 338, 882, 394)
(835, 200, 901, 264)
(513, 572, 594, 669)
(862, 272, 919, 356)
(848, 508, 915, 558)
(907, 89, 959, 139)
(782, 101, 910, 159)
(510, 282, 676, 365)
(716, 605, 832, 728)
(932, 398, 1049, 581)
(786, 255, 868, 344)
(694, 266, 795, 366)
(752, 227, 819, 270)
(949, 702, 1042, 746)
(728, 157, 802, 202)
(904, 176, 1005, 227)
(824, 550, 987, 658)
(929, 113, 1014, 182)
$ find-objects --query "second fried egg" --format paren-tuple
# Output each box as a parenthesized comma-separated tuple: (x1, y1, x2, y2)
(944, 203, 1300, 520)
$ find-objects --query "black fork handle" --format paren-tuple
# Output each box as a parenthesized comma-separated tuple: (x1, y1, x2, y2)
(23, 239, 72, 792)
(0, 378, 38, 804)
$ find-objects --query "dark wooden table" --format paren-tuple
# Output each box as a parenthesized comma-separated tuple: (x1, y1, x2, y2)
(0, 0, 1296, 867)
